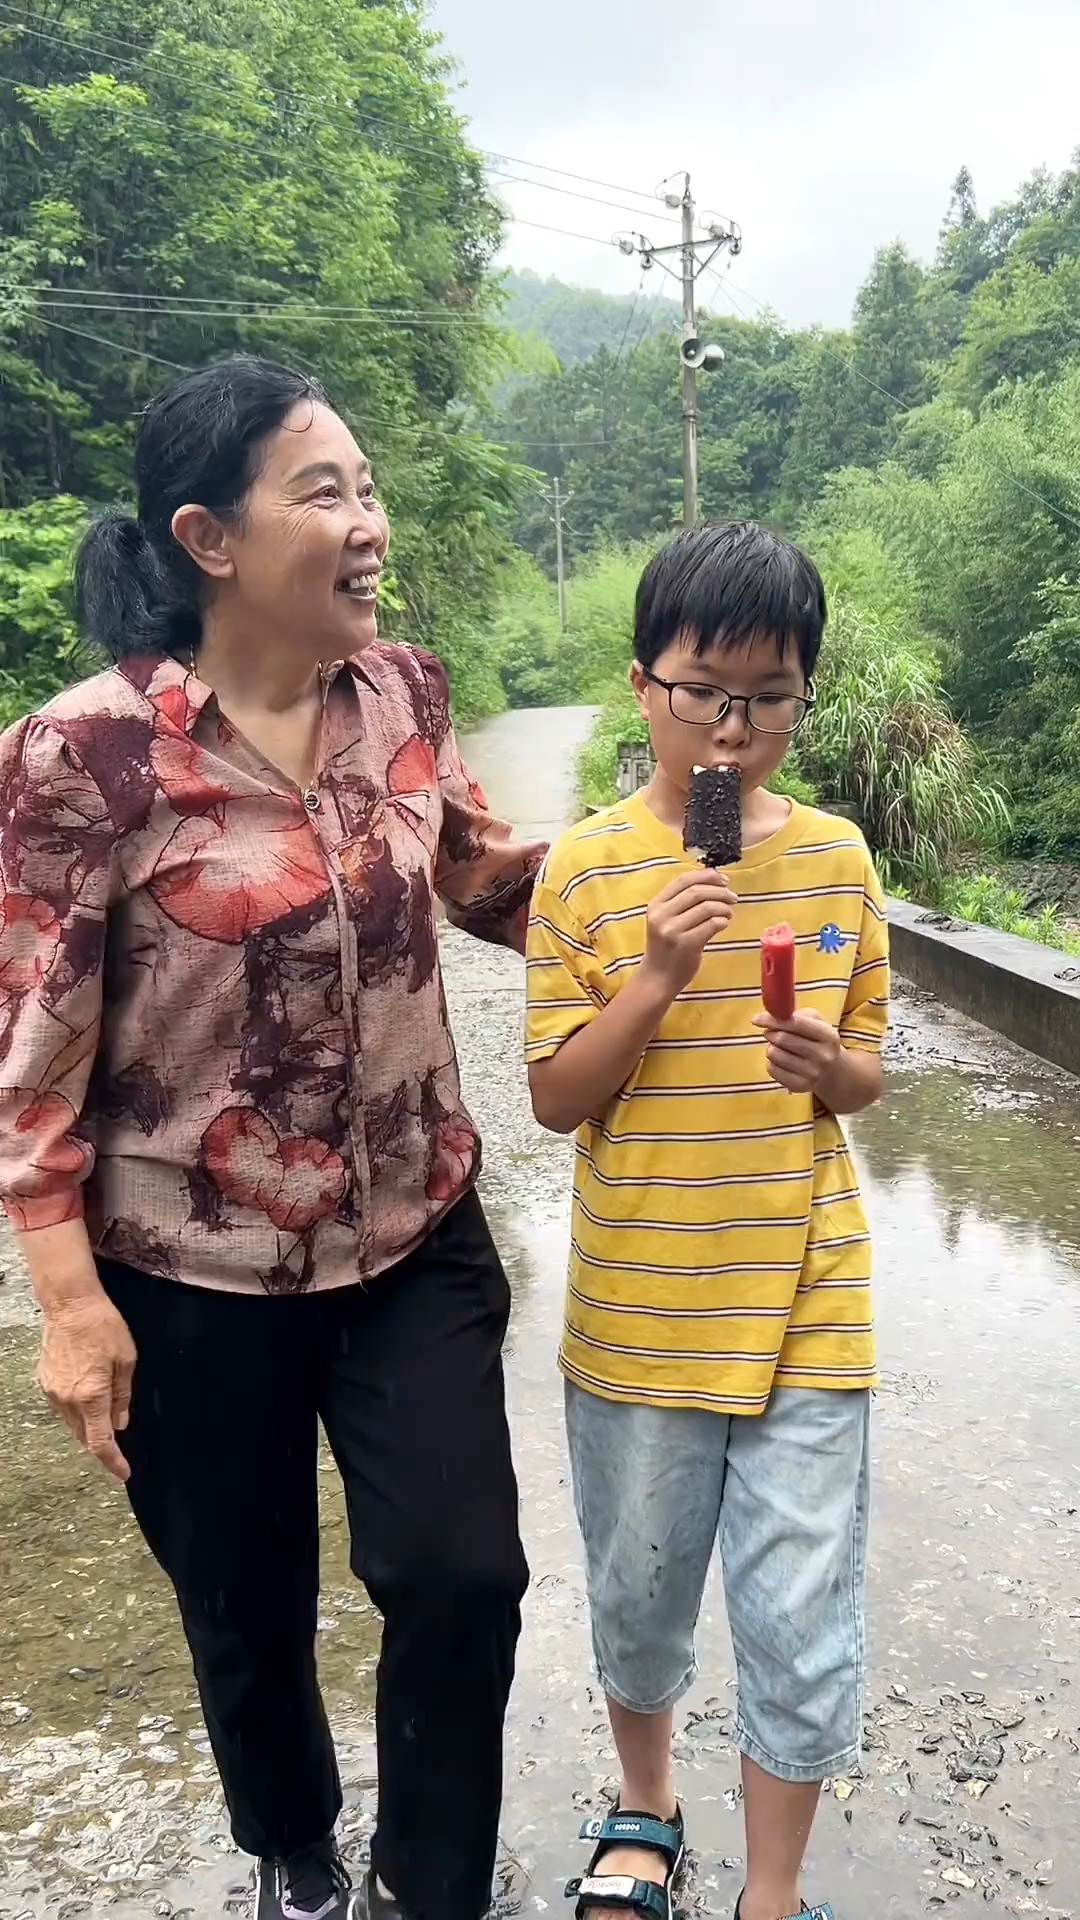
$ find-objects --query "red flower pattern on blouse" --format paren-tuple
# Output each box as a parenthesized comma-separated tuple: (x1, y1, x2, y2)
(0, 647, 544, 1294)
(148, 809, 331, 942)
(202, 1107, 348, 1232)
(0, 894, 63, 994)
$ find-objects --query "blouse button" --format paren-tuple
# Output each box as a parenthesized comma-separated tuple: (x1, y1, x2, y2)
(303, 788, 321, 814)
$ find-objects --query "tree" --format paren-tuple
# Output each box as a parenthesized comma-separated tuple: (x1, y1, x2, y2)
(0, 0, 525, 717)
(776, 332, 870, 514)
(0, 496, 89, 726)
(936, 166, 986, 295)
(945, 256, 1080, 410)
(851, 243, 934, 436)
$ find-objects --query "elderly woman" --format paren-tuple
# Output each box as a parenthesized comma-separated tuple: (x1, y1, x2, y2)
(0, 357, 543, 1920)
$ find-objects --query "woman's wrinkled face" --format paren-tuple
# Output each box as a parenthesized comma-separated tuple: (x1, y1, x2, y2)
(182, 401, 390, 660)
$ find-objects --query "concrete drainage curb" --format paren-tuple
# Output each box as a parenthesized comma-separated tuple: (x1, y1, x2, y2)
(887, 898, 1080, 1079)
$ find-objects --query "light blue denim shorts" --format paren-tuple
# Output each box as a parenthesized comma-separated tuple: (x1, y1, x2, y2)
(565, 1381, 870, 1784)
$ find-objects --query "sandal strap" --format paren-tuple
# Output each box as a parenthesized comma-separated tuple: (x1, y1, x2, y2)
(566, 1874, 671, 1920)
(578, 1811, 684, 1869)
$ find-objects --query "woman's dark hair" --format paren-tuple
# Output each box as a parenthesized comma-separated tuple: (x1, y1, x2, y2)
(75, 355, 328, 661)
(634, 520, 827, 681)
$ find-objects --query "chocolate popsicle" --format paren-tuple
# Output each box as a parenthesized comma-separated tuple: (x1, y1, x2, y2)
(683, 764, 742, 868)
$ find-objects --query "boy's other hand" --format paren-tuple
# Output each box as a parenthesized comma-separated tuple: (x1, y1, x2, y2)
(642, 870, 737, 998)
(753, 1007, 842, 1093)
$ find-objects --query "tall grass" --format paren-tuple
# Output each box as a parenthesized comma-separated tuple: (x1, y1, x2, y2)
(804, 596, 1010, 891)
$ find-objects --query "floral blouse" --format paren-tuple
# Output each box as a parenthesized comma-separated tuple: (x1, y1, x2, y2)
(0, 647, 545, 1294)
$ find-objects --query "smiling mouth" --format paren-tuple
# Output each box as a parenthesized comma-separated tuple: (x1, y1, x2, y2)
(336, 572, 380, 601)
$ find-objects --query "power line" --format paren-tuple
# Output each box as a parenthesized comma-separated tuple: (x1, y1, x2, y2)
(487, 169, 678, 229)
(502, 435, 609, 448)
(0, 0, 668, 204)
(38, 315, 193, 371)
(0, 67, 626, 260)
(0, 63, 460, 209)
(1, 25, 639, 268)
(716, 276, 772, 319)
(27, 282, 466, 312)
(507, 213, 620, 248)
(611, 275, 645, 378)
(703, 264, 760, 326)
(29, 284, 491, 317)
(483, 154, 670, 210)
(33, 295, 490, 328)
(632, 282, 677, 356)
(36, 315, 609, 455)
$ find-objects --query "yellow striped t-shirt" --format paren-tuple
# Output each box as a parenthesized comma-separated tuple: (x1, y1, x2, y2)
(525, 790, 890, 1415)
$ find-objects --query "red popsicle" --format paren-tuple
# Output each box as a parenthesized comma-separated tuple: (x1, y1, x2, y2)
(761, 923, 797, 1021)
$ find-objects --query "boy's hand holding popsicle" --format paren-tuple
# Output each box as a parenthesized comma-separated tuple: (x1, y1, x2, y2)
(754, 920, 842, 1093)
(682, 768, 843, 1093)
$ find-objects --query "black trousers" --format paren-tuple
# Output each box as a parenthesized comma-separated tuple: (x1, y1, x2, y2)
(100, 1191, 528, 1920)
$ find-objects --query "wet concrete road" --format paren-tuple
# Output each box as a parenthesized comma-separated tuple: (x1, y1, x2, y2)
(2, 706, 1079, 1918)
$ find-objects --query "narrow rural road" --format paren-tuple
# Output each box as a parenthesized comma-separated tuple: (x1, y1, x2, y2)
(0, 704, 1078, 1919)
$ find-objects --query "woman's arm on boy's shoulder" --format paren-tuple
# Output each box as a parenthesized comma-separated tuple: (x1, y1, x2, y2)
(410, 649, 545, 955)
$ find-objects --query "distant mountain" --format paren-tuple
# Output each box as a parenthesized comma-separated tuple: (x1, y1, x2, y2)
(497, 268, 680, 367)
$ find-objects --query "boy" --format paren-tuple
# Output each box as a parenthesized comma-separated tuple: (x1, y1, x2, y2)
(525, 522, 889, 1920)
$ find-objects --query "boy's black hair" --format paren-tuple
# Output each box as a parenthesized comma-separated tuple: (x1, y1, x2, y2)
(633, 520, 826, 681)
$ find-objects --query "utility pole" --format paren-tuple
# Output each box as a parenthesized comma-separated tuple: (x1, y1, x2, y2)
(680, 182, 699, 528)
(552, 474, 568, 632)
(619, 175, 741, 526)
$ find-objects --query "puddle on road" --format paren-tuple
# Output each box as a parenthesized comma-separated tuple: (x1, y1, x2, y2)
(0, 1332, 383, 1916)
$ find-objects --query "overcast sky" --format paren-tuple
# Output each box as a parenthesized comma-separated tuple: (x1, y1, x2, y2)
(429, 0, 1080, 328)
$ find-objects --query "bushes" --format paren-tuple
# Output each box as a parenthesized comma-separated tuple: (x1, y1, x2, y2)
(804, 592, 1010, 892)
(492, 554, 564, 709)
(939, 872, 1080, 956)
(807, 365, 1080, 856)
(576, 684, 647, 811)
(0, 497, 91, 729)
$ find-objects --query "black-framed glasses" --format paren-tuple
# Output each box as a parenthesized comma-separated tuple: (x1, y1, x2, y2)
(643, 668, 815, 736)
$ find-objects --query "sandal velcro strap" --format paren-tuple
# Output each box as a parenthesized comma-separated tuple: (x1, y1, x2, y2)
(568, 1803, 685, 1920)
(577, 1812, 683, 1869)
(565, 1874, 671, 1920)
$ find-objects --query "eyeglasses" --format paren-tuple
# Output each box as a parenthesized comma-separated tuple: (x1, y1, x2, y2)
(643, 669, 815, 735)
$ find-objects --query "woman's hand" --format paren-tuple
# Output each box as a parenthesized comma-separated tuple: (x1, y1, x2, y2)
(38, 1297, 137, 1484)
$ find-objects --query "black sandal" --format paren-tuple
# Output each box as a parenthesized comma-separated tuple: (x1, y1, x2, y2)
(566, 1807, 686, 1920)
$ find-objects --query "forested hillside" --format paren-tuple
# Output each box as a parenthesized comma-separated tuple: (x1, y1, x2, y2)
(498, 269, 680, 367)
(488, 162, 1080, 862)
